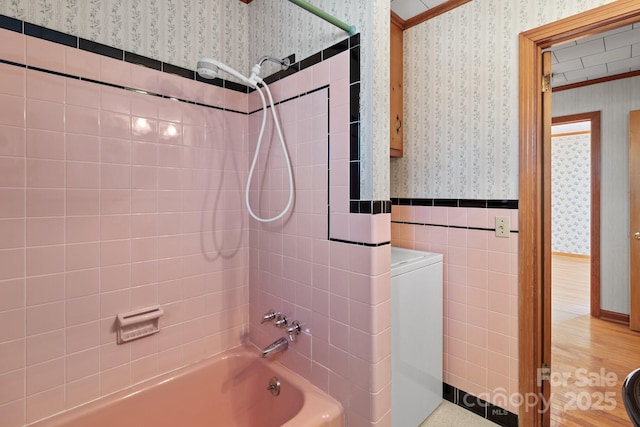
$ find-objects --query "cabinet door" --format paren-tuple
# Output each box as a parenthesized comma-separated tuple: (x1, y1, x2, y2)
(390, 19, 403, 157)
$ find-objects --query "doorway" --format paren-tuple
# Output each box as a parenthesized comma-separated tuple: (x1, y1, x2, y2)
(518, 1, 640, 426)
(550, 112, 600, 320)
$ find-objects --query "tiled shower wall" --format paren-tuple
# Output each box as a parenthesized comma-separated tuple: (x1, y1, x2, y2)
(391, 204, 519, 415)
(0, 21, 393, 427)
(247, 51, 393, 427)
(0, 28, 250, 425)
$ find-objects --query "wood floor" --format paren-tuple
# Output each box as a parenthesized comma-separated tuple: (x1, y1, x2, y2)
(550, 255, 640, 427)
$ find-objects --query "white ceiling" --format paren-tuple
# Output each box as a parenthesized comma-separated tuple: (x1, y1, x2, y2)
(549, 23, 640, 87)
(390, 0, 449, 21)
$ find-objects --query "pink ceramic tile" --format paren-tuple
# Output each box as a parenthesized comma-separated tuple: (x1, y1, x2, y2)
(130, 237, 157, 262)
(26, 217, 64, 247)
(26, 99, 64, 131)
(0, 157, 24, 188)
(100, 364, 130, 396)
(26, 358, 64, 396)
(448, 227, 467, 248)
(447, 207, 467, 227)
(26, 159, 64, 188)
(100, 190, 131, 215)
(488, 291, 510, 315)
(65, 46, 100, 81)
(65, 295, 100, 326)
(100, 239, 130, 267)
(488, 250, 510, 274)
(65, 216, 100, 244)
(66, 134, 99, 162)
(131, 260, 158, 287)
(25, 385, 65, 423)
(26, 301, 64, 336)
(466, 324, 487, 348)
(132, 190, 157, 213)
(100, 264, 130, 293)
(133, 117, 159, 143)
(0, 125, 26, 158)
(0, 218, 24, 250)
(0, 374, 23, 414)
(66, 105, 100, 136)
(0, 278, 24, 311)
(0, 94, 25, 127)
(66, 79, 100, 109)
(0, 63, 25, 97)
(26, 129, 63, 160)
(66, 189, 99, 215)
(66, 375, 100, 409)
(467, 248, 488, 270)
(131, 64, 159, 95)
(0, 28, 25, 64)
(100, 164, 131, 189)
(488, 311, 510, 336)
(0, 339, 24, 375)
(65, 268, 99, 299)
(100, 56, 130, 88)
(100, 289, 130, 319)
(26, 245, 63, 277)
(101, 111, 131, 140)
(26, 69, 65, 103)
(468, 208, 489, 229)
(65, 242, 100, 272)
(132, 166, 157, 189)
(26, 36, 65, 73)
(312, 60, 331, 87)
(25, 329, 64, 366)
(0, 308, 24, 342)
(158, 72, 183, 100)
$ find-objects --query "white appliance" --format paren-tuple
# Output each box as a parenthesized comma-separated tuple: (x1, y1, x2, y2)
(391, 247, 443, 427)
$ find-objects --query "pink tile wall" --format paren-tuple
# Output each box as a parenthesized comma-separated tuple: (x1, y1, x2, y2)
(0, 31, 249, 426)
(247, 51, 392, 427)
(391, 205, 519, 414)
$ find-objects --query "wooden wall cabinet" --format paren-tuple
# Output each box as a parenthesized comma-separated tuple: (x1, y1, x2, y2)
(390, 15, 404, 157)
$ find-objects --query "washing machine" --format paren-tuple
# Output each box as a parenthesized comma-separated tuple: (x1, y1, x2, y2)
(391, 247, 443, 427)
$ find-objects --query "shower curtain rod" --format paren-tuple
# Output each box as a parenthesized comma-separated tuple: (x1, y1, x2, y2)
(287, 0, 356, 36)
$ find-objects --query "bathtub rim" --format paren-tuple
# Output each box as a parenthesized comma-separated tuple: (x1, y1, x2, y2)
(27, 344, 344, 427)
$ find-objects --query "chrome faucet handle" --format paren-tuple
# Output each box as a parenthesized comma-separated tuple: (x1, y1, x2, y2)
(287, 321, 301, 341)
(273, 314, 288, 328)
(261, 310, 277, 324)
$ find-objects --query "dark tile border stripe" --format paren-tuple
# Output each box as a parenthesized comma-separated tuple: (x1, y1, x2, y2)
(392, 198, 519, 210)
(443, 383, 519, 427)
(329, 238, 391, 247)
(391, 220, 518, 234)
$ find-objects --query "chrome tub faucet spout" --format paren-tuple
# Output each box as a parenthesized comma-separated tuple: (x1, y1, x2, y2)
(261, 337, 288, 358)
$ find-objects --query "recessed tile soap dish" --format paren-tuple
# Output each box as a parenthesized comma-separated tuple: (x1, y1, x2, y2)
(116, 305, 164, 344)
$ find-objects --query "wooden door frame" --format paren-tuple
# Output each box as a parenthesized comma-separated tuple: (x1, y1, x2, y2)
(551, 112, 601, 319)
(518, 1, 640, 425)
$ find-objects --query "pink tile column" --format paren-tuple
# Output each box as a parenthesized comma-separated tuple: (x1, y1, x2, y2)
(248, 50, 392, 427)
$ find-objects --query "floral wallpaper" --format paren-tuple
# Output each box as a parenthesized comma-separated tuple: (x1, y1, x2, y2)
(0, 0, 249, 77)
(551, 134, 591, 255)
(393, 0, 614, 199)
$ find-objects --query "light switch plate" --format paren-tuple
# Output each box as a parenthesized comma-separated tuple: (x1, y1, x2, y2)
(495, 216, 510, 238)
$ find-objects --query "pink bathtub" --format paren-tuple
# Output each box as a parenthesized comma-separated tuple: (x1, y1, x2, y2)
(30, 346, 343, 427)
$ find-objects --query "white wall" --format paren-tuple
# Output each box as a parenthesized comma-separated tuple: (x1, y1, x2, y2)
(393, 0, 616, 199)
(551, 133, 591, 256)
(553, 76, 640, 315)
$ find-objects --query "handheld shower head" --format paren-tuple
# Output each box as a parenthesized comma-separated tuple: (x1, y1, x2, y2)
(196, 58, 258, 88)
(196, 58, 219, 79)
